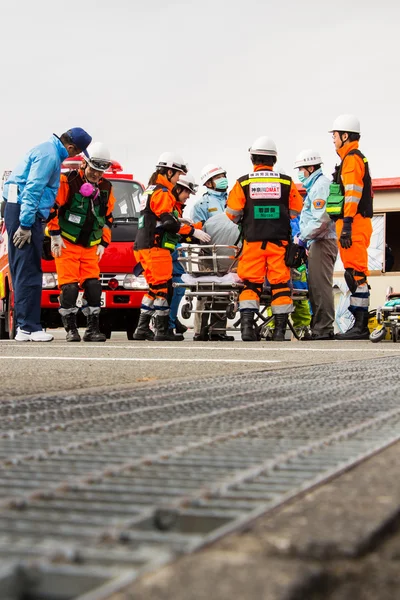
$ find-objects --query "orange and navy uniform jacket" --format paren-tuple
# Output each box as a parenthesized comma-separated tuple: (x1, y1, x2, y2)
(335, 141, 373, 220)
(174, 199, 203, 242)
(47, 169, 116, 247)
(135, 174, 201, 250)
(226, 165, 303, 239)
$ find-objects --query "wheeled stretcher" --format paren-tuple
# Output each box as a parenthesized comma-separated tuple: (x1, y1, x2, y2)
(173, 244, 308, 340)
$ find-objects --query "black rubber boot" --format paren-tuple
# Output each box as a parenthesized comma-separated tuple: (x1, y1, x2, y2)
(132, 312, 154, 341)
(167, 328, 184, 341)
(175, 318, 188, 334)
(83, 313, 106, 342)
(240, 311, 257, 342)
(154, 316, 184, 341)
(193, 329, 209, 341)
(61, 313, 81, 342)
(335, 310, 370, 340)
(272, 314, 288, 342)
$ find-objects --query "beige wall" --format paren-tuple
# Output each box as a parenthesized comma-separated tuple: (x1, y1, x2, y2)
(373, 189, 400, 213)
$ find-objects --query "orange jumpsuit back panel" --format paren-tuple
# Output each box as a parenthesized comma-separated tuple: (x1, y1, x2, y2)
(226, 165, 303, 314)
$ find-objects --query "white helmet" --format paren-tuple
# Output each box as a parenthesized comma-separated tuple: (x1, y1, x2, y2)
(200, 164, 226, 186)
(294, 149, 323, 169)
(156, 152, 187, 173)
(85, 142, 112, 171)
(329, 114, 361, 134)
(177, 172, 198, 194)
(249, 136, 278, 157)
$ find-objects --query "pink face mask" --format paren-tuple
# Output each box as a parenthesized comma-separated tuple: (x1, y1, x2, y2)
(80, 182, 99, 200)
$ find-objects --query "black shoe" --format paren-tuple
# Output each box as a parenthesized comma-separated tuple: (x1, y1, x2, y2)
(83, 313, 106, 342)
(61, 313, 81, 342)
(240, 311, 257, 342)
(335, 311, 369, 341)
(210, 333, 235, 341)
(175, 318, 188, 334)
(301, 331, 335, 341)
(272, 314, 288, 342)
(193, 333, 209, 341)
(132, 312, 154, 340)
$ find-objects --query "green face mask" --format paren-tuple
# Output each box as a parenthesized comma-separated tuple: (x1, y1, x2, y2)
(215, 176, 228, 191)
(297, 171, 307, 183)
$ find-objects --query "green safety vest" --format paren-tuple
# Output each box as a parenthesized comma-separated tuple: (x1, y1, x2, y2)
(58, 171, 110, 247)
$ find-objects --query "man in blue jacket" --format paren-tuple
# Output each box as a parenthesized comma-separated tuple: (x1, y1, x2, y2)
(294, 149, 337, 340)
(3, 128, 92, 341)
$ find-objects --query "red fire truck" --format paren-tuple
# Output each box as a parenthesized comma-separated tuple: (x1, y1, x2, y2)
(0, 159, 147, 339)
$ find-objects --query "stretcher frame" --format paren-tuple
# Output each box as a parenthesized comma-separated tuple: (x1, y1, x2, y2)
(173, 244, 309, 340)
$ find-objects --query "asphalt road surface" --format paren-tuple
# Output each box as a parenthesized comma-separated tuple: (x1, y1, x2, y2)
(1, 329, 400, 399)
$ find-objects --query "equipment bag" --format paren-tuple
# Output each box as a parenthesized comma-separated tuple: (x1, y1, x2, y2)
(326, 182, 345, 220)
(284, 243, 306, 268)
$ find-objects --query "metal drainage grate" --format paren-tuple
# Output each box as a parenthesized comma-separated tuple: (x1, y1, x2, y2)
(1, 357, 400, 599)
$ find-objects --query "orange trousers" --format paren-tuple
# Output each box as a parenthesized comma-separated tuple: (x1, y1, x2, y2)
(237, 240, 292, 313)
(134, 247, 172, 316)
(336, 214, 372, 279)
(55, 238, 100, 287)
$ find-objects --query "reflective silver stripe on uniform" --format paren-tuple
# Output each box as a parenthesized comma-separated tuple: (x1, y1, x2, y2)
(154, 297, 169, 311)
(344, 184, 363, 193)
(226, 206, 243, 216)
(239, 300, 259, 310)
(141, 295, 155, 310)
(154, 308, 170, 317)
(344, 196, 360, 204)
(289, 209, 300, 218)
(350, 296, 369, 308)
(154, 295, 170, 317)
(271, 303, 294, 315)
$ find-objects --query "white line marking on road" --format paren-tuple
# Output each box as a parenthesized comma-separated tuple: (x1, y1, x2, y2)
(0, 356, 281, 364)
(1, 343, 400, 353)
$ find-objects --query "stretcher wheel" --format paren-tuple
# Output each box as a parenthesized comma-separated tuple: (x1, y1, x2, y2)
(369, 325, 386, 344)
(226, 303, 237, 320)
(181, 303, 192, 320)
(391, 324, 400, 343)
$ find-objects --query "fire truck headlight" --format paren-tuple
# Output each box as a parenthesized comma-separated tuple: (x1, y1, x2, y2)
(42, 273, 57, 289)
(123, 274, 148, 290)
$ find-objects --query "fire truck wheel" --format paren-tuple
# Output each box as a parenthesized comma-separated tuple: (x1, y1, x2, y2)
(7, 289, 15, 339)
(0, 315, 7, 339)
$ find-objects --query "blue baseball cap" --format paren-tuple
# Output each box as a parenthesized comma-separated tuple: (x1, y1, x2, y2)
(66, 127, 92, 158)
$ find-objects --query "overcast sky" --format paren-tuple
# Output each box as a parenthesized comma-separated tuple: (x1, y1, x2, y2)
(1, 0, 399, 196)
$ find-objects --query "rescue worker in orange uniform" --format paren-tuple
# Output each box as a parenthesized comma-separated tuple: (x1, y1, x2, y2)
(133, 153, 210, 341)
(327, 115, 373, 340)
(48, 142, 116, 342)
(226, 137, 303, 342)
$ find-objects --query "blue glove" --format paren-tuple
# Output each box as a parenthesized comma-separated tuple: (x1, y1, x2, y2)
(294, 235, 306, 248)
(339, 217, 353, 249)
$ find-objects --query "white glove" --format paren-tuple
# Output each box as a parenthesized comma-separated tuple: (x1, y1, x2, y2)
(179, 217, 194, 225)
(13, 227, 32, 248)
(96, 244, 105, 261)
(0, 232, 3, 244)
(192, 229, 211, 243)
(51, 235, 66, 258)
